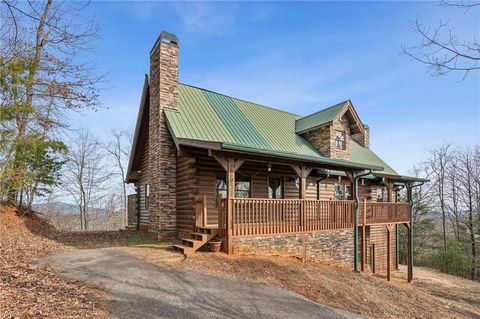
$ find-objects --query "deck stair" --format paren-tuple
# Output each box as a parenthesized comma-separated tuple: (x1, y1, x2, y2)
(172, 225, 219, 255)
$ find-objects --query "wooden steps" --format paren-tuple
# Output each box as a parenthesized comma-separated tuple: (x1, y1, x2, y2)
(172, 225, 219, 255)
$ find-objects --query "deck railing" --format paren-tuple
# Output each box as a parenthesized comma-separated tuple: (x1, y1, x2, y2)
(231, 198, 355, 236)
(217, 198, 410, 237)
(359, 202, 410, 225)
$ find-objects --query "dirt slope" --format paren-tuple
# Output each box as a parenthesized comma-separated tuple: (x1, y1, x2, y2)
(0, 206, 109, 319)
(1, 204, 478, 319)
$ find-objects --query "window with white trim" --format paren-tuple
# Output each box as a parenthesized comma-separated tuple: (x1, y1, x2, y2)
(335, 131, 345, 149)
(334, 183, 352, 200)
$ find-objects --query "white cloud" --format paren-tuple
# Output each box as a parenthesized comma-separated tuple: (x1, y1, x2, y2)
(172, 2, 239, 36)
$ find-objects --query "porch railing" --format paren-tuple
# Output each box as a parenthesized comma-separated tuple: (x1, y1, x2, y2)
(217, 198, 410, 237)
(229, 198, 355, 236)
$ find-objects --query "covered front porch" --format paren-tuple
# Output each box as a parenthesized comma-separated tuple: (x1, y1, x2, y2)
(174, 147, 421, 282)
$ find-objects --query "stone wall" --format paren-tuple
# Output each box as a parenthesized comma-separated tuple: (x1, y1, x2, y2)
(351, 124, 369, 148)
(148, 32, 179, 238)
(304, 125, 331, 157)
(233, 229, 354, 266)
(330, 115, 351, 160)
(303, 115, 352, 160)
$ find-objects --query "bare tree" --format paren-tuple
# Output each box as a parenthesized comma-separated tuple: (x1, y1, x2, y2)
(102, 129, 131, 228)
(455, 146, 479, 280)
(447, 158, 463, 240)
(402, 1, 480, 80)
(427, 144, 452, 252)
(409, 164, 436, 262)
(100, 193, 123, 231)
(61, 130, 111, 231)
(0, 0, 103, 203)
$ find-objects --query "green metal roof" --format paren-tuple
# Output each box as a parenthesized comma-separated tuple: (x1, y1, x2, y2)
(350, 140, 398, 176)
(295, 100, 348, 133)
(165, 84, 397, 173)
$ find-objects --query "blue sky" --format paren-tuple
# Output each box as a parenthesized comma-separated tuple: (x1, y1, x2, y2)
(70, 1, 479, 176)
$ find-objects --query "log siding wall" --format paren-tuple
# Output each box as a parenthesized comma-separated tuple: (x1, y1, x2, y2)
(137, 136, 150, 230)
(176, 153, 197, 236)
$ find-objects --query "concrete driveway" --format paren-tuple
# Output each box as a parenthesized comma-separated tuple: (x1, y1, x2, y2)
(43, 248, 367, 319)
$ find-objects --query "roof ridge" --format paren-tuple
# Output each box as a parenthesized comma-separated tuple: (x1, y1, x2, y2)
(179, 82, 302, 118)
(295, 99, 350, 122)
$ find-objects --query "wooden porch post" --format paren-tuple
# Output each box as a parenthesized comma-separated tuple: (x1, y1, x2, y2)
(385, 180, 394, 203)
(217, 194, 223, 237)
(386, 223, 393, 281)
(290, 165, 312, 228)
(212, 154, 244, 255)
(406, 222, 412, 282)
(227, 159, 235, 254)
(290, 165, 312, 199)
(386, 180, 400, 271)
(406, 184, 413, 283)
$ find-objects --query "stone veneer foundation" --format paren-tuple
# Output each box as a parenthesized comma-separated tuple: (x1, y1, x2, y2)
(233, 229, 354, 266)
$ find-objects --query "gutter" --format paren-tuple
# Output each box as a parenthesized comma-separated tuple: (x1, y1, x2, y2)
(353, 169, 373, 272)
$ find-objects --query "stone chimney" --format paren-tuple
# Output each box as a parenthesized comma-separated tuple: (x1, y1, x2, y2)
(148, 31, 179, 237)
(351, 124, 370, 148)
(363, 124, 370, 148)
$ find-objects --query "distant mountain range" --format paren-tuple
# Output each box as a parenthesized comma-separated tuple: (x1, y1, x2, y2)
(33, 201, 107, 215)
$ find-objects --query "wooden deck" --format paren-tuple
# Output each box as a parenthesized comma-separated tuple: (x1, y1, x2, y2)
(173, 196, 412, 282)
(217, 198, 410, 237)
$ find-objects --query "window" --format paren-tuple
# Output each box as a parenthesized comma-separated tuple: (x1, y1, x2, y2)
(335, 131, 345, 149)
(345, 185, 352, 200)
(268, 177, 283, 199)
(214, 175, 251, 205)
(294, 177, 299, 190)
(144, 184, 150, 209)
(335, 183, 352, 200)
(235, 176, 251, 198)
(376, 187, 388, 202)
(335, 183, 344, 200)
(215, 178, 227, 205)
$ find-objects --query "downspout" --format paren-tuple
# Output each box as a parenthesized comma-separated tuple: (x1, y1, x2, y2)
(316, 173, 329, 200)
(407, 181, 424, 281)
(395, 185, 405, 270)
(353, 169, 372, 272)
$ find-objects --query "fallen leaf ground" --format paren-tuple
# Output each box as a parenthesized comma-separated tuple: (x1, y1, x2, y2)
(0, 205, 157, 319)
(2, 204, 479, 319)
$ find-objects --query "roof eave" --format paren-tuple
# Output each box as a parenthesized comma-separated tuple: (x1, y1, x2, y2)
(295, 121, 332, 135)
(126, 74, 149, 183)
(397, 175, 430, 183)
(221, 143, 384, 172)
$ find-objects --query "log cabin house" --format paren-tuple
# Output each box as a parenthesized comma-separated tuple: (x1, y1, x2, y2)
(126, 31, 427, 281)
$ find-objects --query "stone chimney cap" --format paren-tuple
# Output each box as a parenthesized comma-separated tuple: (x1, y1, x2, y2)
(150, 31, 179, 54)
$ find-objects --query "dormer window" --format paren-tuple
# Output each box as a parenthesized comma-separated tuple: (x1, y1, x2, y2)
(335, 131, 345, 149)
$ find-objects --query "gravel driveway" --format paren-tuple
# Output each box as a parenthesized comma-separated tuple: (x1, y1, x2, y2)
(43, 248, 367, 319)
